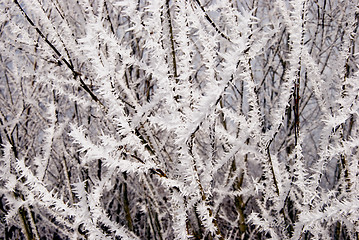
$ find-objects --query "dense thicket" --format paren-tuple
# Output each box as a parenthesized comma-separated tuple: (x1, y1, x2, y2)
(0, 0, 358, 239)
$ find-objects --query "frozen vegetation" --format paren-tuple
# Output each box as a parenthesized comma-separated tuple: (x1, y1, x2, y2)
(0, 0, 358, 239)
